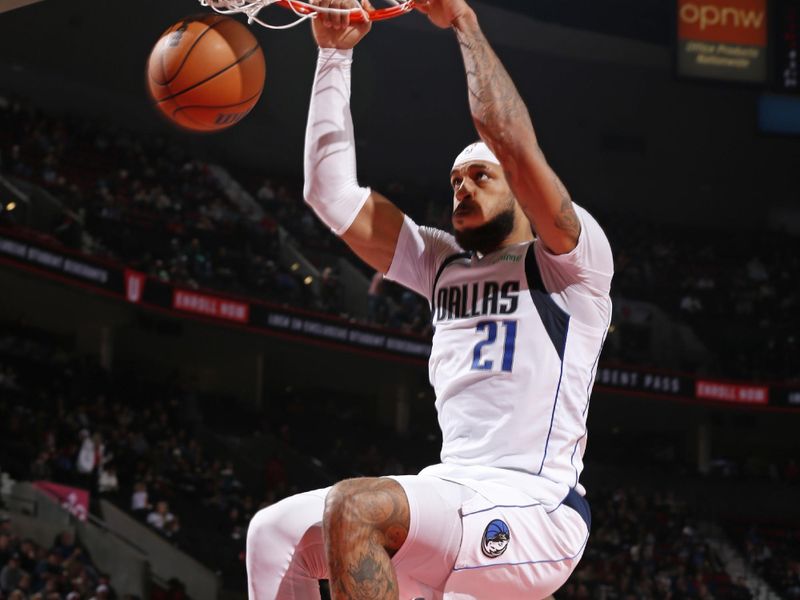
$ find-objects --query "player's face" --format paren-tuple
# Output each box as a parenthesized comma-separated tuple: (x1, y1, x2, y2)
(450, 162, 513, 231)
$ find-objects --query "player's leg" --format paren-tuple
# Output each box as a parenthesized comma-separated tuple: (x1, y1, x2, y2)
(323, 478, 407, 600)
(246, 488, 330, 600)
(324, 475, 474, 600)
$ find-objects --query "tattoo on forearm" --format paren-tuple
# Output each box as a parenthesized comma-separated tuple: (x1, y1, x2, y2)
(553, 174, 580, 237)
(456, 24, 532, 155)
(456, 22, 579, 241)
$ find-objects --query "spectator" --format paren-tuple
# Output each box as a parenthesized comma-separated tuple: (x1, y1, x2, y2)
(16, 539, 37, 575)
(30, 451, 53, 480)
(90, 583, 111, 600)
(317, 266, 339, 311)
(35, 551, 62, 583)
(76, 430, 96, 478)
(98, 464, 119, 494)
(0, 532, 12, 566)
(16, 571, 32, 596)
(52, 531, 81, 563)
(146, 501, 176, 534)
(367, 271, 387, 325)
(163, 516, 181, 542)
(130, 482, 150, 517)
(0, 554, 25, 593)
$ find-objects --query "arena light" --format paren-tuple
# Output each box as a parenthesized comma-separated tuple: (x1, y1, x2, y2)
(290, 262, 300, 272)
(303, 276, 313, 286)
(6, 202, 16, 211)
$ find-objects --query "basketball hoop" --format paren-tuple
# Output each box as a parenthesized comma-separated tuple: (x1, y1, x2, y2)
(199, 0, 416, 29)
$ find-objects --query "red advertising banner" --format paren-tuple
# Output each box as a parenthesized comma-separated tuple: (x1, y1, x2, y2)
(678, 0, 767, 46)
(33, 481, 90, 522)
(173, 289, 250, 323)
(695, 380, 769, 404)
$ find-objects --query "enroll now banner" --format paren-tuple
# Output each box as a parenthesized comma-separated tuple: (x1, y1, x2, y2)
(677, 0, 768, 83)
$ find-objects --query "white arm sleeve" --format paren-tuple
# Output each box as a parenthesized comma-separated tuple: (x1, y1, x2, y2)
(385, 215, 463, 300)
(303, 48, 371, 235)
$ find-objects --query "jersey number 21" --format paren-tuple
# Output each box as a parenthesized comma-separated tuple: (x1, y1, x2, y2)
(471, 320, 518, 373)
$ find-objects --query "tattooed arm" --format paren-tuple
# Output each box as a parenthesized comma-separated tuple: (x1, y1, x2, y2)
(418, 1, 580, 254)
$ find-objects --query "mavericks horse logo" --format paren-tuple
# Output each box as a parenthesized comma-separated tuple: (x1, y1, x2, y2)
(481, 519, 510, 558)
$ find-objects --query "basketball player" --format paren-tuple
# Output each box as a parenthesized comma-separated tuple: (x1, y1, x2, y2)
(246, 0, 613, 598)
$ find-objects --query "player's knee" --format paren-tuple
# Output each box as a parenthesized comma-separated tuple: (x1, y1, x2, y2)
(247, 491, 323, 553)
(246, 504, 280, 591)
(323, 478, 409, 554)
(323, 478, 363, 529)
(246, 503, 282, 555)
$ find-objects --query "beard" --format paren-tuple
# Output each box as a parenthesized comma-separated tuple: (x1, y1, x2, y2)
(454, 206, 516, 256)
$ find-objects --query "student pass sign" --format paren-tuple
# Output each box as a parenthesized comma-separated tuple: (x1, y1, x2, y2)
(677, 0, 768, 82)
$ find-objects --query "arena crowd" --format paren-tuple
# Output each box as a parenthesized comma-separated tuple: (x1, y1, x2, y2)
(1, 92, 798, 378)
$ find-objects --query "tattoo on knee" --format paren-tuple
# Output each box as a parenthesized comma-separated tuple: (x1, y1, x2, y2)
(328, 479, 410, 554)
(325, 479, 409, 600)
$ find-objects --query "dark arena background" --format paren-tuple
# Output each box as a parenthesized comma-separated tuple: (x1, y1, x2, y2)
(0, 0, 799, 599)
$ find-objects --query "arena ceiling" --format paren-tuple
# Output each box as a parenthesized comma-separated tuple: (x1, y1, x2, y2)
(492, 0, 673, 45)
(0, 0, 796, 225)
(0, 0, 675, 184)
(0, 0, 674, 42)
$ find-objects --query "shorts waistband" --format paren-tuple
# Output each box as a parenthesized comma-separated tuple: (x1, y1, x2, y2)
(563, 488, 591, 530)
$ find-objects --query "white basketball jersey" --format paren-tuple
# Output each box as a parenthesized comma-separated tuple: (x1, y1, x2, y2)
(386, 204, 613, 504)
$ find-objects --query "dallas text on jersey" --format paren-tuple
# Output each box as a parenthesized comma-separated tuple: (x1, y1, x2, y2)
(434, 280, 520, 322)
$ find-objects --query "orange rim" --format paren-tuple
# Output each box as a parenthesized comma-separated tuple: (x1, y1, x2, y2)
(275, 0, 416, 22)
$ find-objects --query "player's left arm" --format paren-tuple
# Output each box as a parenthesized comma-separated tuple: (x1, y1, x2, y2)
(419, 1, 580, 255)
(456, 9, 579, 255)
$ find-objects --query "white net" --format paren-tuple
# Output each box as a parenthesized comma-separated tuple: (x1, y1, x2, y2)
(199, 0, 408, 29)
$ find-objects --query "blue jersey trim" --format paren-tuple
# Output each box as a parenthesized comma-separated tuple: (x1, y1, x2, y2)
(571, 315, 610, 487)
(536, 321, 568, 476)
(524, 245, 570, 361)
(582, 320, 609, 417)
(545, 489, 591, 531)
(430, 251, 472, 308)
(570, 434, 587, 489)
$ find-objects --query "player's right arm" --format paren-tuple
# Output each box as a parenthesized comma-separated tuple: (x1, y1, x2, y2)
(303, 0, 405, 274)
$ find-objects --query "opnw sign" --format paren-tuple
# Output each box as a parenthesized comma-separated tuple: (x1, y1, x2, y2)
(679, 0, 767, 45)
(695, 380, 769, 404)
(677, 0, 767, 83)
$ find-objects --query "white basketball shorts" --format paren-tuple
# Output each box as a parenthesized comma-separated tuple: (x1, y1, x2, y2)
(388, 474, 590, 600)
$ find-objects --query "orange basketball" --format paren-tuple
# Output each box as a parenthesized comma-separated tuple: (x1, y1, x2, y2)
(147, 15, 266, 132)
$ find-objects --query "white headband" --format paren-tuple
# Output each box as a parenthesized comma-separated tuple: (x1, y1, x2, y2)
(452, 141, 501, 171)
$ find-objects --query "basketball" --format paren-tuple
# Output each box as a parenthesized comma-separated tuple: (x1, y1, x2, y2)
(146, 15, 266, 132)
